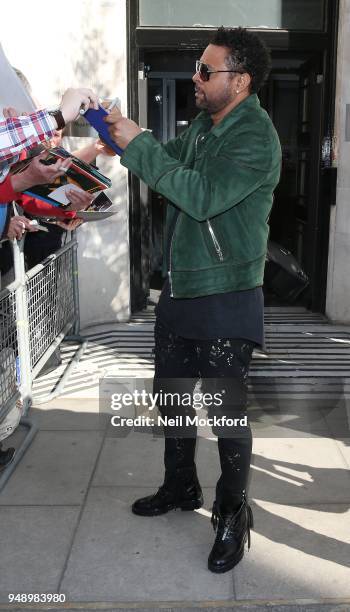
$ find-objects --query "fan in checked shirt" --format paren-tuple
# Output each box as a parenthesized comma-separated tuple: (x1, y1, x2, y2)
(0, 88, 99, 239)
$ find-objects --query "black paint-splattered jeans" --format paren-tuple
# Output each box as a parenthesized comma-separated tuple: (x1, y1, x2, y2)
(154, 320, 255, 507)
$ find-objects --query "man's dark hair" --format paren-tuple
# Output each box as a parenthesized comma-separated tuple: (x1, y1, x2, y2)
(211, 26, 271, 94)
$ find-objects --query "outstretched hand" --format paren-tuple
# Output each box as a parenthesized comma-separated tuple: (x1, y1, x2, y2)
(65, 188, 94, 211)
(2, 107, 29, 118)
(7, 216, 38, 240)
(59, 87, 99, 123)
(95, 139, 117, 157)
(11, 153, 72, 192)
(55, 218, 84, 231)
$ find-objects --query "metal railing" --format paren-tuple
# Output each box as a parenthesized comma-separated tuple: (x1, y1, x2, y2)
(0, 286, 19, 424)
(0, 233, 86, 490)
(27, 242, 77, 375)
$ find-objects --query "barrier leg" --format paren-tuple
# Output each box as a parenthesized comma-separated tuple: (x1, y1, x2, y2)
(11, 238, 32, 417)
(0, 418, 38, 492)
(72, 233, 80, 336)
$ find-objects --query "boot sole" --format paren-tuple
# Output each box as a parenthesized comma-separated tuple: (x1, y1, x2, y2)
(132, 498, 203, 517)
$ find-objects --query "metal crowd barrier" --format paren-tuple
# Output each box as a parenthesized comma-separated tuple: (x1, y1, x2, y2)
(0, 284, 19, 425)
(0, 235, 87, 490)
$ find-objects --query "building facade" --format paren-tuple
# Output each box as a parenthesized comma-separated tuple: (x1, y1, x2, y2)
(0, 0, 131, 328)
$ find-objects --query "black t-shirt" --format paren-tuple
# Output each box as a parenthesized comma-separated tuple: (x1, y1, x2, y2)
(155, 278, 264, 346)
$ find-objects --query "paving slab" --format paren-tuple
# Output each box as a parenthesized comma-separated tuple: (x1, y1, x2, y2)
(3, 605, 350, 612)
(29, 401, 107, 431)
(334, 438, 350, 468)
(248, 399, 331, 439)
(60, 486, 234, 602)
(0, 430, 103, 505)
(234, 501, 350, 601)
(249, 438, 350, 504)
(322, 400, 350, 439)
(0, 506, 79, 601)
(92, 433, 165, 487)
(92, 433, 221, 488)
(92, 432, 350, 505)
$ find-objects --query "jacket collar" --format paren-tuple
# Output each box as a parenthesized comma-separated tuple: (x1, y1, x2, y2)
(192, 94, 260, 137)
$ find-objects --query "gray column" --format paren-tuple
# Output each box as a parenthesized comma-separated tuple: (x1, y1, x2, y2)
(326, 0, 350, 322)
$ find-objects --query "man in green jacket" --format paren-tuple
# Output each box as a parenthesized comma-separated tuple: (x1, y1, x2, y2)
(107, 27, 281, 573)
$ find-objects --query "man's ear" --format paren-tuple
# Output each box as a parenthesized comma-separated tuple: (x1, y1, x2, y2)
(237, 73, 251, 94)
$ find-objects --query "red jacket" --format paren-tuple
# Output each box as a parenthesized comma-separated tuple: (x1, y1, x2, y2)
(18, 193, 76, 219)
(0, 175, 20, 203)
(0, 176, 75, 237)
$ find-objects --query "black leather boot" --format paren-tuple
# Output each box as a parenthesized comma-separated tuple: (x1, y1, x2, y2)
(131, 466, 203, 516)
(208, 493, 254, 573)
(0, 446, 15, 472)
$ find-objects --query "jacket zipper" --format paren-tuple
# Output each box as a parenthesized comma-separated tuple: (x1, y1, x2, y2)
(195, 133, 205, 157)
(168, 214, 180, 297)
(207, 220, 224, 262)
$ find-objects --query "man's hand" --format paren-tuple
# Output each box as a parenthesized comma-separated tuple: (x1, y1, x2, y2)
(104, 112, 143, 150)
(65, 188, 94, 211)
(100, 101, 122, 118)
(7, 216, 38, 240)
(11, 153, 72, 192)
(59, 87, 99, 124)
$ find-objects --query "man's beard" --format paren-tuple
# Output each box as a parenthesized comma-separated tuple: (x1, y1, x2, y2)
(194, 83, 234, 114)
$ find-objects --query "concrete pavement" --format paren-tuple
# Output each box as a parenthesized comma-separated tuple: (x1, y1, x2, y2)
(0, 311, 349, 611)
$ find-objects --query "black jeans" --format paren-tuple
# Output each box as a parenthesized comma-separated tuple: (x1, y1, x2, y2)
(154, 320, 255, 508)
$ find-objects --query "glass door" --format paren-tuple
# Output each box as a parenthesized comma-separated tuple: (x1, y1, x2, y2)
(295, 56, 324, 307)
(145, 73, 194, 288)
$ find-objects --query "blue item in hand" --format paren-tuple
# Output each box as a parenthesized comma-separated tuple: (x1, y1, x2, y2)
(84, 105, 124, 156)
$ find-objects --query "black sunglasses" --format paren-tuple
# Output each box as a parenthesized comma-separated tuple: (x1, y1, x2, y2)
(195, 60, 245, 82)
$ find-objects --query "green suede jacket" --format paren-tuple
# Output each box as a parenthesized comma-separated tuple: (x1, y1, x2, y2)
(121, 93, 282, 298)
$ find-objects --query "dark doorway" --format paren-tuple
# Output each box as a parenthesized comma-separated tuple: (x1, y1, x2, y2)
(127, 0, 339, 313)
(260, 54, 325, 307)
